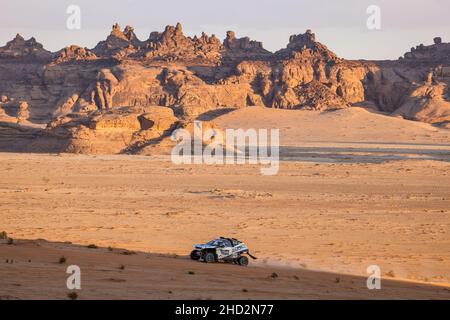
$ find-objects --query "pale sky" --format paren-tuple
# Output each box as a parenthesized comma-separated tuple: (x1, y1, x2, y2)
(1, 0, 449, 60)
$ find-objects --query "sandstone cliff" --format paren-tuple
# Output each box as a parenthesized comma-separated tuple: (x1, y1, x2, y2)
(0, 23, 449, 154)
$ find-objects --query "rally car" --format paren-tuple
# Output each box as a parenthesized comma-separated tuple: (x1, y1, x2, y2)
(190, 237, 257, 266)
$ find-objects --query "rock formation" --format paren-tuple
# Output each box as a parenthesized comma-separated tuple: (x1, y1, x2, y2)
(0, 23, 449, 154)
(402, 39, 450, 62)
(54, 46, 97, 64)
(144, 23, 223, 64)
(17, 101, 30, 123)
(0, 34, 51, 60)
(92, 23, 143, 59)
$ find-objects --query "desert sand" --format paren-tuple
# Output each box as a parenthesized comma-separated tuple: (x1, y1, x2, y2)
(1, 239, 449, 300)
(1, 107, 449, 299)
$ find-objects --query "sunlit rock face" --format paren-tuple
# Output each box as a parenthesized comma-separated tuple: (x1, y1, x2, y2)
(0, 24, 449, 154)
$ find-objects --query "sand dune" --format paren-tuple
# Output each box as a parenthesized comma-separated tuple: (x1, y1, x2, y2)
(0, 108, 449, 299)
(1, 239, 449, 300)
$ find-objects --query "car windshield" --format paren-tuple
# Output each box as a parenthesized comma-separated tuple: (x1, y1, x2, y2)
(231, 239, 242, 246)
(207, 239, 222, 246)
(207, 239, 232, 247)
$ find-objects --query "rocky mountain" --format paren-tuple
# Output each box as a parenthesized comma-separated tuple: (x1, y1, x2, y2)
(0, 23, 449, 154)
(0, 34, 52, 60)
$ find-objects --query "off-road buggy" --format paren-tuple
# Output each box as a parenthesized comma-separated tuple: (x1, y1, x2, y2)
(190, 237, 257, 266)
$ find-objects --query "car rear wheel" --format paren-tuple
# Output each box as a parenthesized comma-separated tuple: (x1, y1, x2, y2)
(190, 250, 200, 260)
(238, 256, 249, 266)
(203, 252, 216, 263)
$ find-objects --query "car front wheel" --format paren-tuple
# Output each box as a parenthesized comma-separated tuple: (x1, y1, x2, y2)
(203, 252, 216, 263)
(190, 250, 200, 260)
(238, 256, 249, 266)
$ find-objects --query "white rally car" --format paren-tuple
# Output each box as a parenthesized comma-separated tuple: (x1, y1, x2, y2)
(190, 237, 257, 266)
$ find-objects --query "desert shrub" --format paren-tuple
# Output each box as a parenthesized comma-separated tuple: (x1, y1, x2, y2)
(67, 292, 78, 300)
(120, 250, 136, 255)
(270, 272, 278, 279)
(386, 270, 396, 278)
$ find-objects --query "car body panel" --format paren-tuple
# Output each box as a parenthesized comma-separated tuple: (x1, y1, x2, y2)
(192, 237, 250, 261)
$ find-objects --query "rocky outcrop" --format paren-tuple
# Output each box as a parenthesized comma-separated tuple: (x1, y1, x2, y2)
(0, 97, 31, 123)
(144, 23, 223, 64)
(0, 34, 51, 60)
(43, 106, 179, 154)
(0, 24, 449, 155)
(92, 23, 271, 64)
(292, 81, 349, 110)
(93, 23, 144, 59)
(402, 38, 450, 63)
(17, 101, 30, 123)
(393, 82, 450, 124)
(222, 31, 271, 62)
(139, 106, 178, 131)
(54, 46, 97, 64)
(250, 30, 365, 110)
(275, 29, 338, 61)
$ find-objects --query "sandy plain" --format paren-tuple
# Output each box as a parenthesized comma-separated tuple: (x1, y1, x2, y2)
(1, 107, 449, 299)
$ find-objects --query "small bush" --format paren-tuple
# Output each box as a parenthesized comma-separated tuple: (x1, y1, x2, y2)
(187, 271, 195, 275)
(386, 270, 396, 278)
(119, 264, 125, 270)
(270, 272, 278, 279)
(7, 238, 13, 245)
(59, 256, 66, 264)
(87, 244, 98, 249)
(120, 250, 136, 255)
(67, 292, 78, 300)
(108, 246, 113, 251)
(0, 231, 7, 240)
